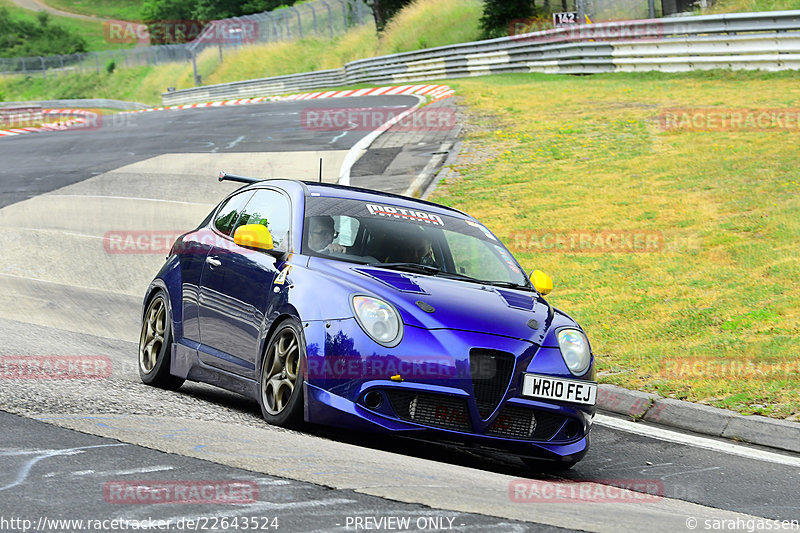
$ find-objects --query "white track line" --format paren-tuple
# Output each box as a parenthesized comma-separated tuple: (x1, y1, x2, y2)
(337, 95, 426, 186)
(595, 414, 800, 468)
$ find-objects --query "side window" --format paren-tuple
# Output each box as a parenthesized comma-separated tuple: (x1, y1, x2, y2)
(334, 216, 360, 247)
(235, 189, 291, 251)
(214, 191, 253, 236)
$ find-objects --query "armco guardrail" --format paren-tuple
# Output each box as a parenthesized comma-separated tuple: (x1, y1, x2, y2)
(163, 69, 346, 105)
(1, 99, 149, 111)
(163, 10, 800, 105)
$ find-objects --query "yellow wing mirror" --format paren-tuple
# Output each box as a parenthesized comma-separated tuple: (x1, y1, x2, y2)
(530, 269, 553, 295)
(234, 224, 274, 251)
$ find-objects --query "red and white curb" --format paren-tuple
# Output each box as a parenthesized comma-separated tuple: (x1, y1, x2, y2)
(279, 84, 454, 102)
(1, 85, 454, 139)
(121, 84, 454, 113)
(0, 109, 94, 138)
(119, 96, 275, 114)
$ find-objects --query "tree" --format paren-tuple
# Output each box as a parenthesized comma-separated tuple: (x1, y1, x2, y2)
(368, 0, 412, 32)
(240, 0, 293, 15)
(0, 7, 86, 58)
(480, 0, 537, 39)
(139, 0, 299, 44)
(140, 0, 195, 44)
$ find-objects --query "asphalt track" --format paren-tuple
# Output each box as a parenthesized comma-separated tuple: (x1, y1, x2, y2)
(0, 96, 798, 532)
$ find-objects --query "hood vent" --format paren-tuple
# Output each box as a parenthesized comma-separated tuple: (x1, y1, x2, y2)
(355, 268, 426, 293)
(495, 289, 534, 310)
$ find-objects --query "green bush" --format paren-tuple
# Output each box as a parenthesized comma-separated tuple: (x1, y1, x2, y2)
(0, 7, 87, 58)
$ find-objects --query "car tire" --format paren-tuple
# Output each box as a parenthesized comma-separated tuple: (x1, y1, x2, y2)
(138, 290, 184, 390)
(258, 318, 305, 428)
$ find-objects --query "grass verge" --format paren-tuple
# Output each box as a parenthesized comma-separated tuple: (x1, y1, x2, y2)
(700, 0, 800, 13)
(41, 0, 141, 21)
(431, 71, 800, 420)
(0, 0, 133, 51)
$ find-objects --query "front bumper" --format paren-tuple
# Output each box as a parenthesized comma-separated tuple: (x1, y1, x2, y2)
(304, 382, 591, 460)
(302, 318, 595, 460)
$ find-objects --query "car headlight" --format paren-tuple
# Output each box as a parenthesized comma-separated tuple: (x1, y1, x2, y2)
(351, 295, 403, 347)
(557, 329, 591, 376)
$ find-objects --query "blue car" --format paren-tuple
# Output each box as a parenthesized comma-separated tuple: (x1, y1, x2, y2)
(138, 173, 597, 470)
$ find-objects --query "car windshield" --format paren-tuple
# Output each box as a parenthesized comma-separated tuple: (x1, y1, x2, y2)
(302, 196, 530, 288)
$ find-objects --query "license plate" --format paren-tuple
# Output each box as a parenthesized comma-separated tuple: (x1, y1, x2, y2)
(522, 374, 597, 405)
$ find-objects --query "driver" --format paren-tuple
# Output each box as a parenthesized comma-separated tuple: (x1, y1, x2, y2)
(307, 216, 346, 254)
(400, 229, 435, 266)
(412, 234, 435, 266)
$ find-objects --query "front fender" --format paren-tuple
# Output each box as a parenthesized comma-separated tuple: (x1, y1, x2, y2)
(144, 255, 183, 340)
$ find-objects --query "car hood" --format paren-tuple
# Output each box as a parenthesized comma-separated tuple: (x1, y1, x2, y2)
(312, 259, 557, 344)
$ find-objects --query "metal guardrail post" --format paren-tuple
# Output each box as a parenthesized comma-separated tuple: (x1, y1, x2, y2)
(269, 12, 279, 41)
(308, 3, 318, 34)
(320, 0, 334, 37)
(192, 50, 200, 86)
(290, 6, 303, 38)
(335, 0, 347, 29)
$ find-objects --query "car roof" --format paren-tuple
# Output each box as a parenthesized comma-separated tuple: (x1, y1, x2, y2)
(239, 178, 469, 218)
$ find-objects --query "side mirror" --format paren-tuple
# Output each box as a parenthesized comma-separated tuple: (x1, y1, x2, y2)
(530, 269, 553, 295)
(234, 224, 274, 251)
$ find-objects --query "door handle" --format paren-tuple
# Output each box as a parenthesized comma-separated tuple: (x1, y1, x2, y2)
(206, 256, 222, 267)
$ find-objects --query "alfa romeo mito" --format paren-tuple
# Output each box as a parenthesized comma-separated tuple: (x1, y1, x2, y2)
(138, 173, 597, 470)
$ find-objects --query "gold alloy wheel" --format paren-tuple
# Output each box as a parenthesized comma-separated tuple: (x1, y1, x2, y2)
(262, 327, 300, 415)
(139, 296, 166, 374)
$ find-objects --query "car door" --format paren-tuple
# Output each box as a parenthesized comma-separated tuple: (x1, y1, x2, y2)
(197, 188, 292, 378)
(180, 190, 254, 345)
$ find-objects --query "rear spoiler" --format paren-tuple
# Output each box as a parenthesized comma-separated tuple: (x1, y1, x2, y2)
(218, 171, 264, 184)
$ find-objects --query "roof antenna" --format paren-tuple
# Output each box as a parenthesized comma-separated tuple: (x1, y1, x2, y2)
(319, 158, 323, 183)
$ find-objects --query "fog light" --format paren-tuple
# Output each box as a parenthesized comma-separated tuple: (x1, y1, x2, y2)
(364, 391, 383, 410)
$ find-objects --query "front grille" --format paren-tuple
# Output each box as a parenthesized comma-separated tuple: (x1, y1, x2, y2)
(470, 349, 515, 419)
(386, 390, 471, 431)
(485, 405, 568, 441)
